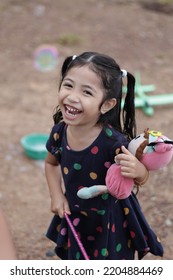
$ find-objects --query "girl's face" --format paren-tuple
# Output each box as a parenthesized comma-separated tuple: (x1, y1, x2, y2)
(58, 65, 107, 127)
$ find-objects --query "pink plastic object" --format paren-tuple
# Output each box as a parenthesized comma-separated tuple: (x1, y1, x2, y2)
(64, 212, 89, 260)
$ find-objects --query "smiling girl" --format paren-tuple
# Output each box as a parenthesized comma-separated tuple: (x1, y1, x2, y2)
(45, 52, 163, 260)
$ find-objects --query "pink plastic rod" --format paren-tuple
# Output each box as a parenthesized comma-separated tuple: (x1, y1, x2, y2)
(64, 212, 89, 260)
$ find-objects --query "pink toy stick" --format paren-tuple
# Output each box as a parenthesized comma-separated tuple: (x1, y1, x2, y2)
(64, 212, 89, 260)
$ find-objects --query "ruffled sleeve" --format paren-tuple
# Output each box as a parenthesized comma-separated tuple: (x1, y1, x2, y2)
(46, 122, 66, 162)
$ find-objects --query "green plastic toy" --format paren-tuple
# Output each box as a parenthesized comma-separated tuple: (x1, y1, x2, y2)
(122, 72, 173, 116)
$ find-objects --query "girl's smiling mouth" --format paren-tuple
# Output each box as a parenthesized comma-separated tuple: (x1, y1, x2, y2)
(64, 104, 82, 118)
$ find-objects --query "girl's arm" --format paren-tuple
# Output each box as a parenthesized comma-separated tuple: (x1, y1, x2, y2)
(115, 145, 149, 186)
(0, 208, 17, 259)
(45, 152, 71, 218)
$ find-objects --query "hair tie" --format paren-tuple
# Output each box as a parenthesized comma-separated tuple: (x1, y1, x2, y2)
(121, 69, 127, 78)
(72, 55, 77, 60)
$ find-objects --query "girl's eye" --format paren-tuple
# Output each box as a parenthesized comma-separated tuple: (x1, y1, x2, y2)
(83, 90, 93, 96)
(63, 83, 73, 88)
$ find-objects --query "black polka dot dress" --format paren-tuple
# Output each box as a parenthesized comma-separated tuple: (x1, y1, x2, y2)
(46, 122, 163, 260)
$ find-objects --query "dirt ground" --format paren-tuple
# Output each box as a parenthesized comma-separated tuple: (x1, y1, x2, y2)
(0, 0, 173, 260)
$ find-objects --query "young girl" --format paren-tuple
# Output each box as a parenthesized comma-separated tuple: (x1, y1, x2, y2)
(45, 52, 163, 260)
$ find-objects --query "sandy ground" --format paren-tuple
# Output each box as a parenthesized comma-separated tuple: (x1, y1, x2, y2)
(0, 0, 173, 259)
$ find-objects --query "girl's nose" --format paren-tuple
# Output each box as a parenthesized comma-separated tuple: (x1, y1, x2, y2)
(66, 91, 80, 103)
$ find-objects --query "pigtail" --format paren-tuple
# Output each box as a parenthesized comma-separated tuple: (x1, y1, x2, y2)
(122, 72, 136, 140)
(53, 56, 74, 124)
(53, 106, 62, 124)
(61, 56, 74, 79)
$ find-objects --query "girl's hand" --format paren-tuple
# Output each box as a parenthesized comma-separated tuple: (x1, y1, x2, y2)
(115, 145, 147, 180)
(51, 193, 71, 218)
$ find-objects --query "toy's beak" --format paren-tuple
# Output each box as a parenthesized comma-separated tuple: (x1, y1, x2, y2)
(148, 140, 173, 146)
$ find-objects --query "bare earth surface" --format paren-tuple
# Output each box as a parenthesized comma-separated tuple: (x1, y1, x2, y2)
(0, 0, 173, 260)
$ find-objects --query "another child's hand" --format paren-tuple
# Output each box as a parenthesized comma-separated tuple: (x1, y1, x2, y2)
(50, 193, 71, 218)
(115, 145, 147, 180)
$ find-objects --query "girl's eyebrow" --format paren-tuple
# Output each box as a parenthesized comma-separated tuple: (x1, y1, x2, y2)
(63, 77, 97, 93)
(82, 85, 97, 94)
(63, 77, 73, 82)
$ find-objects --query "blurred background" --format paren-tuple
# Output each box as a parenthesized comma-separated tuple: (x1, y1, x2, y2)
(0, 0, 173, 259)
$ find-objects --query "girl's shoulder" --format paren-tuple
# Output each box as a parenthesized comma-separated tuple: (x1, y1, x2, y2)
(102, 125, 129, 157)
(103, 125, 128, 144)
(47, 121, 66, 142)
(49, 121, 66, 135)
(46, 122, 66, 154)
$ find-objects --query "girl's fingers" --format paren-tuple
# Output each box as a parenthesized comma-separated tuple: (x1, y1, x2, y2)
(121, 171, 134, 178)
(64, 208, 71, 216)
(116, 146, 132, 162)
(121, 145, 132, 155)
(64, 202, 71, 216)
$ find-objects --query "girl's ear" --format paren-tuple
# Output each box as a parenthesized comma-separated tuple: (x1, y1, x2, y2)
(100, 98, 117, 114)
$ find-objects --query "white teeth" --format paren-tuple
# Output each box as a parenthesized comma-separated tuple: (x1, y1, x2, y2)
(65, 105, 81, 114)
